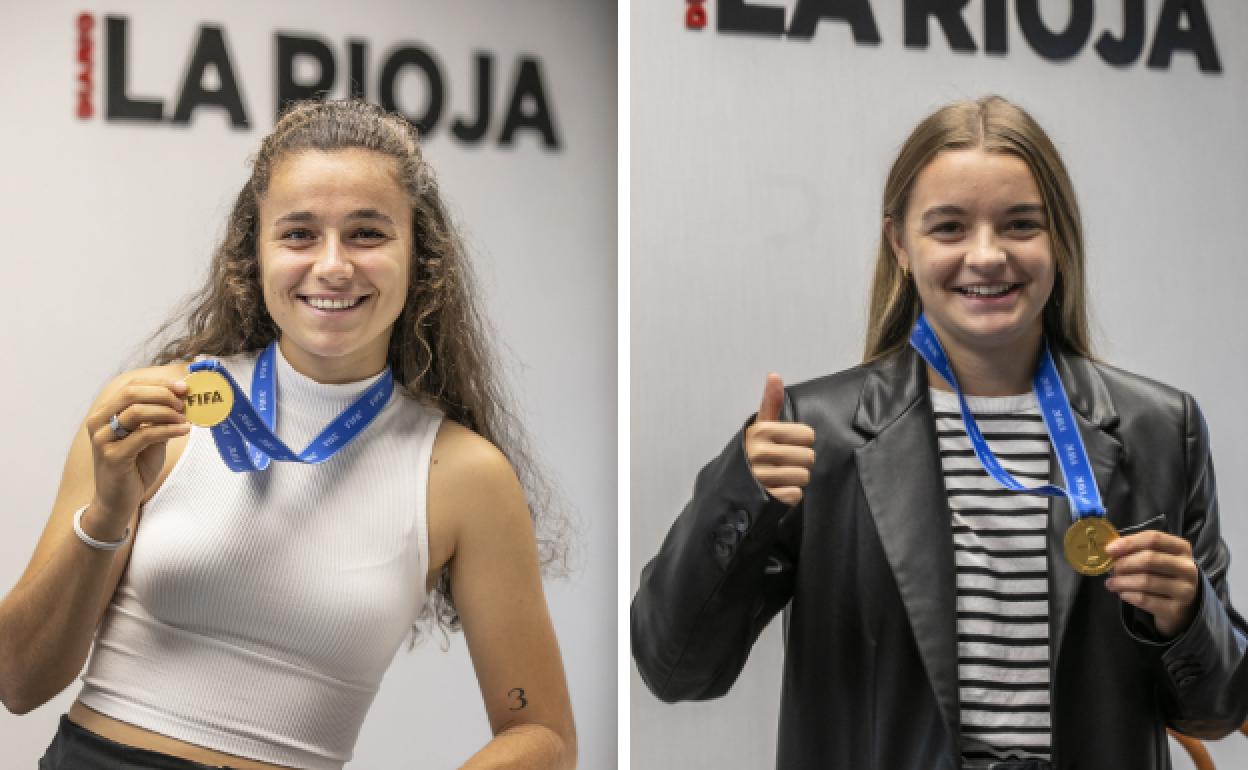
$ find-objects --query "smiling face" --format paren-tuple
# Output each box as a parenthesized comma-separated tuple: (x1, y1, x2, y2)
(888, 147, 1055, 375)
(257, 148, 413, 383)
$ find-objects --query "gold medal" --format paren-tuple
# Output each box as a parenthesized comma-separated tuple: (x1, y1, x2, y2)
(1063, 517, 1119, 576)
(183, 370, 234, 427)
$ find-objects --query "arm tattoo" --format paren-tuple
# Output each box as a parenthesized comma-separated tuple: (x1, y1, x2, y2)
(507, 687, 529, 711)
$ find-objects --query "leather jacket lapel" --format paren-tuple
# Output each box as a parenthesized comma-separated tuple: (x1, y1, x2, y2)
(850, 346, 1126, 749)
(853, 348, 960, 745)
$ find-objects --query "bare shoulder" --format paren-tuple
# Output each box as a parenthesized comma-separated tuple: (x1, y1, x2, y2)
(431, 416, 524, 501)
(428, 420, 529, 531)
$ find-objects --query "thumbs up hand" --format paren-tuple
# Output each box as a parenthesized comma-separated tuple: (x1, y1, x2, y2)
(744, 373, 816, 506)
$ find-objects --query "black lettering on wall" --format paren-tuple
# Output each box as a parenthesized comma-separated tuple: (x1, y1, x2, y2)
(451, 53, 492, 144)
(105, 16, 162, 122)
(380, 46, 445, 137)
(788, 0, 880, 43)
(171, 26, 249, 128)
(718, 0, 785, 36)
(276, 34, 336, 117)
(984, 0, 1007, 55)
(348, 40, 367, 100)
(499, 58, 559, 150)
(1147, 0, 1221, 73)
(904, 0, 975, 52)
(1017, 0, 1093, 61)
(1095, 0, 1145, 67)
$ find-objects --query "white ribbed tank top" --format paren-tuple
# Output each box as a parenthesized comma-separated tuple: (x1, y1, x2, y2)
(77, 347, 443, 770)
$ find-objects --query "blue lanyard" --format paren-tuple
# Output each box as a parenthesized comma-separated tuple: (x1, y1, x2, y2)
(909, 313, 1106, 519)
(187, 342, 394, 473)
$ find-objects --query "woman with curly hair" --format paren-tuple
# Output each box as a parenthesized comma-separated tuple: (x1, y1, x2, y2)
(1, 99, 575, 770)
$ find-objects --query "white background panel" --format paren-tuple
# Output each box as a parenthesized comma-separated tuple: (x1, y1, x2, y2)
(631, 1, 1247, 767)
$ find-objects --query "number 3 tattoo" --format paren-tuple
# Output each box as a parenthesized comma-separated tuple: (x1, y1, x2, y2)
(508, 687, 529, 711)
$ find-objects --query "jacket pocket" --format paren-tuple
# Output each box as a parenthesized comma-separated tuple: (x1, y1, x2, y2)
(1116, 513, 1177, 647)
(1118, 513, 1166, 536)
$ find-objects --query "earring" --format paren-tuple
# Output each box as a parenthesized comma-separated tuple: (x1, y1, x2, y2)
(900, 264, 910, 279)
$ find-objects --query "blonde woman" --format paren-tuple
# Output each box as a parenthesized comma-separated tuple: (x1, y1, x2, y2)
(633, 96, 1246, 770)
(2, 100, 575, 770)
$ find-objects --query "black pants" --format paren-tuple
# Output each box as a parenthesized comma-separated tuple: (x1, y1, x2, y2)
(39, 715, 238, 769)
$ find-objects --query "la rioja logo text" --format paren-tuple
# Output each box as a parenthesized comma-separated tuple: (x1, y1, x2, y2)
(76, 14, 561, 149)
(687, 0, 1221, 73)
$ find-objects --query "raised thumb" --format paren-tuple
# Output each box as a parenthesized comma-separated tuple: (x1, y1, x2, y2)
(757, 373, 785, 422)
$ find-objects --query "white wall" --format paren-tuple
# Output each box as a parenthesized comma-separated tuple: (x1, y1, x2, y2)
(0, 1, 616, 767)
(631, 1, 1247, 768)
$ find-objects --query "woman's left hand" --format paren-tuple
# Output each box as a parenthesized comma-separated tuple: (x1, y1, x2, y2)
(1104, 531, 1200, 638)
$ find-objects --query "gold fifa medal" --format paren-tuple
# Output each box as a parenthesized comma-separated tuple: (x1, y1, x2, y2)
(183, 370, 234, 427)
(1063, 517, 1119, 576)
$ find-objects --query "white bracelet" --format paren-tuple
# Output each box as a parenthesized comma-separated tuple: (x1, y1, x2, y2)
(72, 504, 131, 551)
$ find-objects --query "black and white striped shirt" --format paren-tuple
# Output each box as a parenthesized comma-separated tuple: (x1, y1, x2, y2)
(931, 388, 1052, 763)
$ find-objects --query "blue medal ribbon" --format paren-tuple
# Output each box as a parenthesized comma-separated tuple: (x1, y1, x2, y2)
(909, 313, 1106, 520)
(188, 342, 394, 472)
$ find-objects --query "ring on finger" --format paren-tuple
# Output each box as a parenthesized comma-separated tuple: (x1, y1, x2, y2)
(109, 413, 130, 440)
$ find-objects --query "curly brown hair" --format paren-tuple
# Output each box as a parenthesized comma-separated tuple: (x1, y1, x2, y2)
(148, 99, 568, 642)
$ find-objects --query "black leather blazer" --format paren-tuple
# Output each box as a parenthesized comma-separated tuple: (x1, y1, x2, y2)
(633, 346, 1248, 769)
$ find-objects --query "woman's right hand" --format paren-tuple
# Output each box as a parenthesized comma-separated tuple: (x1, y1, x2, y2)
(743, 373, 815, 506)
(84, 374, 191, 523)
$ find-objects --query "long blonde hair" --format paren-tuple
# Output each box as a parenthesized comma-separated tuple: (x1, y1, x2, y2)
(149, 99, 568, 639)
(864, 95, 1093, 362)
